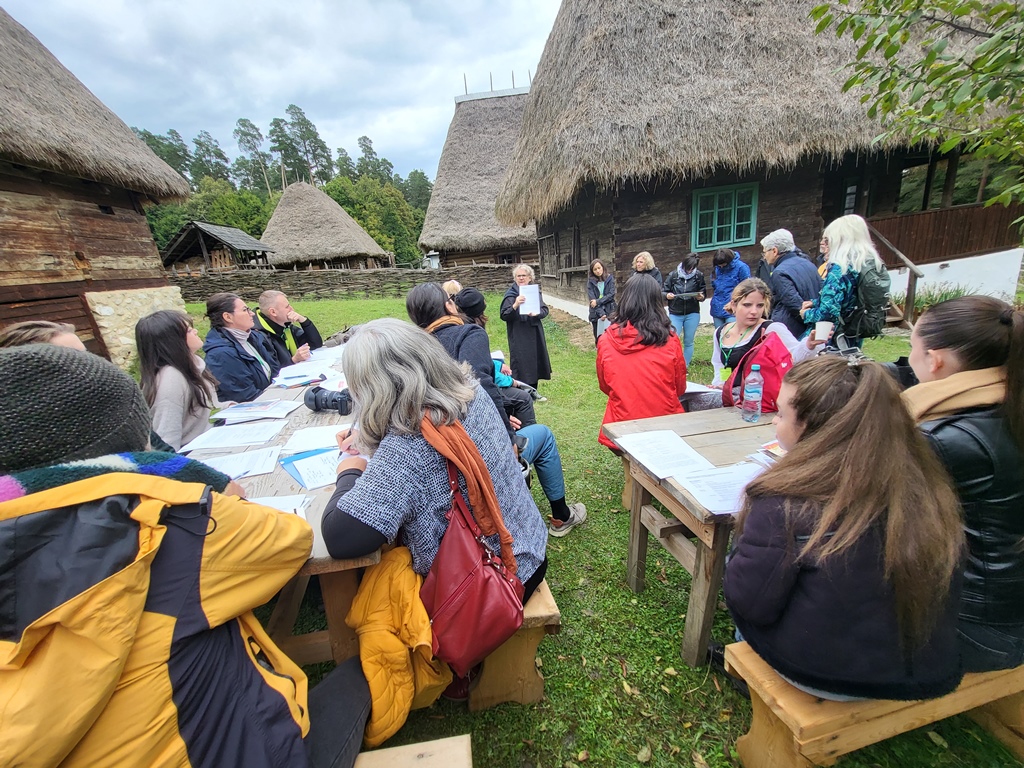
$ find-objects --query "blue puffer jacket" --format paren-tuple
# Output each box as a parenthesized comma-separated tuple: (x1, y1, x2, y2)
(710, 253, 751, 319)
(203, 326, 281, 403)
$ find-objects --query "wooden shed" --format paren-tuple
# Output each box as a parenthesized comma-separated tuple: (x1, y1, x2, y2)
(260, 182, 394, 270)
(419, 88, 538, 267)
(0, 8, 190, 362)
(162, 221, 275, 273)
(495, 0, 1024, 303)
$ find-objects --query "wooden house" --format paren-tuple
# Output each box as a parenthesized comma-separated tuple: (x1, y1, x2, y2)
(162, 221, 274, 273)
(495, 0, 1024, 304)
(0, 8, 190, 361)
(419, 88, 538, 267)
(260, 182, 393, 270)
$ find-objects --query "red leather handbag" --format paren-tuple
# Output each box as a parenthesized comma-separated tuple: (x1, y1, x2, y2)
(420, 461, 524, 678)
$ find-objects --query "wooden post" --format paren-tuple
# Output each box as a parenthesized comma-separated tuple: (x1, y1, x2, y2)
(904, 271, 918, 326)
(680, 522, 731, 666)
(921, 155, 938, 210)
(977, 157, 991, 203)
(197, 231, 211, 271)
(626, 472, 652, 593)
(940, 150, 960, 208)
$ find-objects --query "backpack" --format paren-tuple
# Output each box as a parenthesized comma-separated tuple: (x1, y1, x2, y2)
(841, 263, 891, 339)
(721, 330, 793, 413)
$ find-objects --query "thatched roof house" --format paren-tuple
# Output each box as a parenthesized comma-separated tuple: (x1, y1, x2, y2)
(494, 0, 1019, 304)
(0, 8, 189, 364)
(419, 88, 537, 267)
(260, 182, 393, 269)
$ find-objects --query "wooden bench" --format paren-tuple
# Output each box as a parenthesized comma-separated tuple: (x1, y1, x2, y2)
(355, 734, 471, 767)
(725, 641, 1024, 767)
(468, 578, 561, 711)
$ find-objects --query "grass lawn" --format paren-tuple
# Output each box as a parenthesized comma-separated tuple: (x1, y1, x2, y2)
(187, 298, 1019, 768)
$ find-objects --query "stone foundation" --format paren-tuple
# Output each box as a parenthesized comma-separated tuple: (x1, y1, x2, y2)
(85, 286, 186, 369)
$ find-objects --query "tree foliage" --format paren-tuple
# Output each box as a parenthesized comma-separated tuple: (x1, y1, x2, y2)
(323, 175, 423, 266)
(232, 118, 274, 196)
(811, 0, 1024, 207)
(355, 136, 394, 185)
(133, 127, 192, 180)
(190, 130, 232, 186)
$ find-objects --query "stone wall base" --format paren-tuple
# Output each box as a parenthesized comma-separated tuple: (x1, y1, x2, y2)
(85, 286, 186, 370)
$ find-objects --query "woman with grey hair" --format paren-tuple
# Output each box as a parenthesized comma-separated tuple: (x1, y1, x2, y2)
(500, 264, 552, 389)
(321, 318, 549, 599)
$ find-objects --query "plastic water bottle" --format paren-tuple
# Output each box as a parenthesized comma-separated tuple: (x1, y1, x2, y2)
(741, 365, 764, 423)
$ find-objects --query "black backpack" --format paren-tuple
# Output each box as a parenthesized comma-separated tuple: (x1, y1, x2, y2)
(841, 263, 891, 339)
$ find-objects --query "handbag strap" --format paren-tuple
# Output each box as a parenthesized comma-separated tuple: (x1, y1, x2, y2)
(446, 460, 486, 540)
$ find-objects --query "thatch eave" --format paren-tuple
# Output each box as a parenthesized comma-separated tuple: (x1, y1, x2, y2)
(0, 9, 190, 201)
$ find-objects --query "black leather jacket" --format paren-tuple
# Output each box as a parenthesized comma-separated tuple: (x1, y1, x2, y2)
(921, 406, 1024, 627)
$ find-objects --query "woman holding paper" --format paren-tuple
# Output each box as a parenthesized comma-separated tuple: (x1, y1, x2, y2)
(597, 274, 686, 449)
(499, 265, 551, 389)
(724, 356, 965, 701)
(136, 310, 224, 451)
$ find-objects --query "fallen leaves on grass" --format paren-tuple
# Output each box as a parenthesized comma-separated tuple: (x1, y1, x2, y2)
(663, 667, 678, 676)
(636, 744, 653, 763)
(927, 731, 949, 749)
(691, 750, 711, 768)
(577, 750, 590, 762)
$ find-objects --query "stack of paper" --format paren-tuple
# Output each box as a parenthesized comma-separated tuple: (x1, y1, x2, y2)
(281, 449, 341, 490)
(747, 439, 787, 469)
(673, 462, 765, 516)
(281, 423, 351, 454)
(216, 399, 303, 424)
(309, 345, 345, 362)
(202, 446, 281, 479)
(180, 421, 285, 452)
(614, 430, 714, 479)
(273, 360, 338, 387)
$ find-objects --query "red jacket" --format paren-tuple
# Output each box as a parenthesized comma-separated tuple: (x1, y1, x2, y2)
(597, 322, 687, 449)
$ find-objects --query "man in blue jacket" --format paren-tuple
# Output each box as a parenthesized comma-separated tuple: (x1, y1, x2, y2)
(760, 229, 822, 338)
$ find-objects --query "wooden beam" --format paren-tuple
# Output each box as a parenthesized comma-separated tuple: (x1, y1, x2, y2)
(921, 155, 938, 210)
(940, 150, 960, 208)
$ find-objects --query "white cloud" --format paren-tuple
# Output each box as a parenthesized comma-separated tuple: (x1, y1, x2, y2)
(5, 0, 560, 178)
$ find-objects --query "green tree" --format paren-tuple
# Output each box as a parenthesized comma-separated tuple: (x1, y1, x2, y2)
(269, 117, 306, 186)
(811, 0, 1024, 208)
(285, 105, 334, 186)
(322, 175, 423, 266)
(232, 118, 274, 196)
(335, 147, 357, 180)
(355, 136, 394, 185)
(145, 202, 191, 252)
(190, 130, 232, 186)
(401, 169, 433, 210)
(133, 127, 192, 179)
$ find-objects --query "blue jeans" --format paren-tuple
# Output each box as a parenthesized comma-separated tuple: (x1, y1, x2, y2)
(670, 313, 701, 366)
(713, 315, 734, 329)
(518, 423, 565, 502)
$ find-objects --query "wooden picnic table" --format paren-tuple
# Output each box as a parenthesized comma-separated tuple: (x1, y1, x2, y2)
(189, 352, 377, 666)
(602, 408, 775, 667)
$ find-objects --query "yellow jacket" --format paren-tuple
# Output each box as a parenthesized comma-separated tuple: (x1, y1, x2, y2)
(0, 473, 312, 767)
(346, 547, 451, 747)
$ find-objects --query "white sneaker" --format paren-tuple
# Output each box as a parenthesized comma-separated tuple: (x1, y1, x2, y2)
(548, 503, 587, 538)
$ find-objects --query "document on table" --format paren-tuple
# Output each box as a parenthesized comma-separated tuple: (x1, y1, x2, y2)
(180, 421, 285, 452)
(518, 283, 541, 315)
(685, 382, 717, 394)
(309, 345, 345, 362)
(285, 449, 341, 490)
(318, 376, 348, 392)
(674, 462, 765, 515)
(272, 360, 337, 386)
(216, 399, 303, 424)
(202, 446, 281, 479)
(282, 423, 351, 454)
(614, 430, 714, 479)
(248, 494, 312, 519)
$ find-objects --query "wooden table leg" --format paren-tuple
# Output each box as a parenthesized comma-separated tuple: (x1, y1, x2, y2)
(321, 569, 361, 664)
(266, 574, 310, 641)
(680, 522, 730, 666)
(626, 470, 652, 593)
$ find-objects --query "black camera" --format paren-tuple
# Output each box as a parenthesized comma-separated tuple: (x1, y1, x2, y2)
(304, 386, 353, 416)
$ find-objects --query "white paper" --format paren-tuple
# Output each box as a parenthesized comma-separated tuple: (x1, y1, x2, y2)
(282, 423, 352, 454)
(272, 359, 338, 386)
(684, 382, 717, 394)
(674, 462, 765, 515)
(217, 399, 302, 424)
(318, 376, 348, 392)
(291, 449, 341, 489)
(613, 430, 715, 479)
(518, 283, 541, 315)
(248, 494, 311, 518)
(180, 421, 285, 452)
(202, 446, 281, 479)
(309, 345, 345, 362)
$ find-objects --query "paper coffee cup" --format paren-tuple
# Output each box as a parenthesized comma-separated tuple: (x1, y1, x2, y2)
(815, 321, 833, 341)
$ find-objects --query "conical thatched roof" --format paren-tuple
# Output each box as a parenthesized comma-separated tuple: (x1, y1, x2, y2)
(496, 0, 899, 224)
(260, 182, 388, 266)
(419, 89, 536, 253)
(0, 8, 189, 201)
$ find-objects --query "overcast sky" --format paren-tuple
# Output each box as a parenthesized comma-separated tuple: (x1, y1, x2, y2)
(4, 0, 560, 180)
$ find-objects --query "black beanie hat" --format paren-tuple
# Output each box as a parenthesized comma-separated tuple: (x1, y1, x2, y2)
(454, 287, 487, 319)
(0, 344, 151, 472)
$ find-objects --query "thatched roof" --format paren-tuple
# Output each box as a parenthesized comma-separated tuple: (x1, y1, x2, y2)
(161, 221, 273, 266)
(496, 0, 900, 224)
(0, 8, 189, 201)
(260, 182, 388, 266)
(419, 89, 536, 253)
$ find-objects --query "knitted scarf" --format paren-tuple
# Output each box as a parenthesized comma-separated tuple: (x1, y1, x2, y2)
(902, 367, 1006, 423)
(419, 416, 517, 576)
(424, 316, 463, 334)
(0, 451, 232, 503)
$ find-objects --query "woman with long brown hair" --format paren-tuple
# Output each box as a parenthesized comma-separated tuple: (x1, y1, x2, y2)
(904, 295, 1024, 671)
(724, 356, 965, 700)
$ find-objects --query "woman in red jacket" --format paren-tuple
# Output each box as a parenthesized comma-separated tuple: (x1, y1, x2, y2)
(597, 274, 687, 449)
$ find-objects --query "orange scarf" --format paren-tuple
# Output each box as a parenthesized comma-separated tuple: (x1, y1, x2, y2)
(424, 316, 463, 334)
(420, 416, 517, 576)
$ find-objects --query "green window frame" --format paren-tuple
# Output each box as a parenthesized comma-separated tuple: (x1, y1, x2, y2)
(691, 183, 759, 250)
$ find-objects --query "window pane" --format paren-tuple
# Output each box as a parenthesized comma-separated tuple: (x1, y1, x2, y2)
(697, 195, 715, 214)
(736, 189, 753, 207)
(735, 222, 750, 240)
(699, 211, 714, 229)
